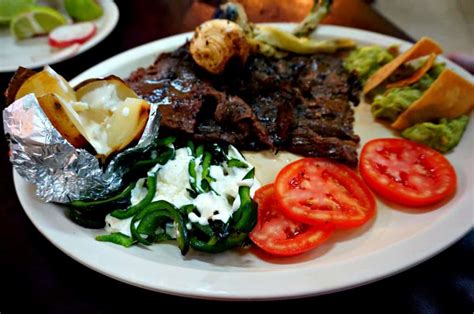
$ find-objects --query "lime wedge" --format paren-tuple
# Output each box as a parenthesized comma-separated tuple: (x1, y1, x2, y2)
(0, 0, 36, 24)
(10, 6, 67, 40)
(64, 0, 103, 22)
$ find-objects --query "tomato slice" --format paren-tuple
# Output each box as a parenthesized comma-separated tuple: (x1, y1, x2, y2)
(249, 184, 333, 256)
(274, 158, 376, 228)
(359, 138, 457, 207)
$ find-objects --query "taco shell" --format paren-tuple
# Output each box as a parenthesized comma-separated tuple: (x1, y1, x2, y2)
(363, 37, 443, 94)
(386, 53, 437, 89)
(391, 69, 474, 130)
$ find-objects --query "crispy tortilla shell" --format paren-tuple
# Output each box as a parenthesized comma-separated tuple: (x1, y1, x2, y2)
(391, 69, 474, 130)
(386, 53, 437, 89)
(363, 37, 443, 94)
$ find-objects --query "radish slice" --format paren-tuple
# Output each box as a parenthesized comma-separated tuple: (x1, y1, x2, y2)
(48, 22, 97, 49)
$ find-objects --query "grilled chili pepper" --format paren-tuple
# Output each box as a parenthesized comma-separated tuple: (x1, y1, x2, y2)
(110, 171, 158, 219)
(232, 168, 257, 233)
(227, 158, 248, 168)
(130, 201, 189, 255)
(69, 182, 135, 211)
(189, 232, 248, 253)
(96, 232, 135, 247)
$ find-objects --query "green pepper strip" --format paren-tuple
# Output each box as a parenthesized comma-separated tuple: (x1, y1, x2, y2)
(69, 183, 135, 211)
(227, 158, 248, 169)
(154, 233, 173, 243)
(156, 146, 175, 165)
(187, 140, 195, 155)
(136, 210, 170, 235)
(133, 209, 173, 245)
(188, 159, 200, 193)
(201, 152, 216, 191)
(156, 136, 176, 146)
(68, 208, 106, 229)
(129, 159, 159, 172)
(110, 171, 158, 219)
(192, 222, 214, 238)
(179, 204, 196, 216)
(195, 145, 204, 157)
(189, 233, 248, 254)
(201, 152, 214, 181)
(131, 201, 189, 255)
(96, 233, 135, 248)
(232, 168, 258, 233)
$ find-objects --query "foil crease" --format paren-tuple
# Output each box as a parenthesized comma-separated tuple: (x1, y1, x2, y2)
(3, 94, 160, 203)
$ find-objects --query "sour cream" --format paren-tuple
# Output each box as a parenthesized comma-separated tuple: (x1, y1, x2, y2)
(105, 145, 259, 234)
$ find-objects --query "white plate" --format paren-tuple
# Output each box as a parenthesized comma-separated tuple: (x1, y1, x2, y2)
(13, 24, 474, 300)
(0, 0, 119, 72)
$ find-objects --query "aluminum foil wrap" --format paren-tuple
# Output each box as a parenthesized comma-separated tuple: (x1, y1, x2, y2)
(3, 93, 160, 203)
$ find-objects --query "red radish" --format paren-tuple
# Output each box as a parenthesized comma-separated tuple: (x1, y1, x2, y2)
(48, 22, 97, 48)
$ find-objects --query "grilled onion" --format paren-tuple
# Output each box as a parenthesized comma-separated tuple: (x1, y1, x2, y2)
(190, 19, 250, 74)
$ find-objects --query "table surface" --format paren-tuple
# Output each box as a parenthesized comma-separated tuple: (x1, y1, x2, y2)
(0, 0, 472, 312)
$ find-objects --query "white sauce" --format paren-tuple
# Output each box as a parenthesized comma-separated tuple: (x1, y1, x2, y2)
(151, 148, 194, 207)
(80, 84, 123, 113)
(73, 84, 129, 155)
(105, 145, 260, 235)
(122, 107, 130, 117)
(105, 216, 133, 237)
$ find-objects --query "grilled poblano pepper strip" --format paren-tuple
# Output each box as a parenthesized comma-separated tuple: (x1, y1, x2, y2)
(293, 0, 332, 37)
(69, 182, 135, 211)
(179, 204, 196, 216)
(200, 151, 216, 192)
(156, 136, 176, 147)
(136, 210, 171, 236)
(96, 232, 135, 248)
(188, 159, 200, 194)
(189, 233, 248, 254)
(131, 201, 189, 255)
(231, 168, 258, 233)
(133, 209, 173, 245)
(187, 140, 195, 155)
(189, 148, 218, 195)
(156, 146, 175, 165)
(192, 222, 215, 238)
(195, 145, 204, 157)
(110, 171, 158, 219)
(227, 158, 248, 169)
(68, 207, 107, 229)
(153, 233, 173, 243)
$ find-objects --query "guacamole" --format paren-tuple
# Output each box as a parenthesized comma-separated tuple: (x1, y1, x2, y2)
(344, 45, 394, 83)
(401, 115, 470, 153)
(371, 87, 423, 121)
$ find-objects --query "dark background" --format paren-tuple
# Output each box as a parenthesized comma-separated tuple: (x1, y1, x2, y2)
(1, 1, 473, 312)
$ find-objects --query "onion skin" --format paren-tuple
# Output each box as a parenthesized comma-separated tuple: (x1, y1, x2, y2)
(190, 19, 250, 74)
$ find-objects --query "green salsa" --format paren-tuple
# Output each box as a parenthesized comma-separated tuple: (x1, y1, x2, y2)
(401, 115, 470, 153)
(344, 45, 394, 83)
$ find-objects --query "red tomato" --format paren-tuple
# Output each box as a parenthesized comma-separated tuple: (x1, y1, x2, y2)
(359, 138, 457, 207)
(249, 184, 333, 256)
(274, 158, 376, 228)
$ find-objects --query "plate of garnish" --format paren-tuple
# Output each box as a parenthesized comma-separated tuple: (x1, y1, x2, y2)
(3, 1, 473, 300)
(0, 0, 118, 72)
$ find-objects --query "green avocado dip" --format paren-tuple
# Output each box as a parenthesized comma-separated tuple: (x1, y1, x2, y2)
(371, 87, 422, 122)
(371, 63, 445, 121)
(344, 45, 395, 83)
(401, 115, 470, 153)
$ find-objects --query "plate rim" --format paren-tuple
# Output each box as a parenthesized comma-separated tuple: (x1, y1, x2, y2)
(0, 0, 119, 72)
(13, 24, 474, 300)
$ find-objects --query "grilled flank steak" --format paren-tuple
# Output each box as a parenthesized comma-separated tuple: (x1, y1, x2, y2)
(127, 44, 361, 165)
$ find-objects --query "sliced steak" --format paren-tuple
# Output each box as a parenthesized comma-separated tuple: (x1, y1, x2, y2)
(127, 44, 361, 165)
